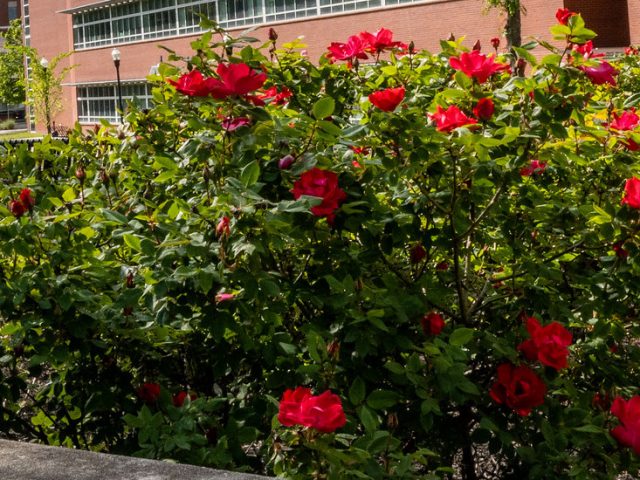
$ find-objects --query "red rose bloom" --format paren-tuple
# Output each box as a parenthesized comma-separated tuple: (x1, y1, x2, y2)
(449, 51, 510, 84)
(221, 116, 251, 132)
(490, 37, 500, 50)
(610, 110, 640, 131)
(517, 317, 572, 370)
(172, 391, 196, 407)
(278, 386, 312, 427)
(292, 168, 347, 224)
(327, 35, 368, 63)
(19, 189, 35, 211)
(168, 70, 218, 97)
(8, 199, 26, 218)
(421, 312, 445, 336)
(613, 241, 629, 259)
(622, 177, 640, 209)
(489, 363, 546, 416)
(259, 85, 293, 105)
(572, 40, 604, 60)
(611, 396, 640, 455)
(556, 7, 577, 25)
(429, 105, 478, 133)
(369, 86, 405, 112)
(278, 387, 346, 433)
(580, 61, 618, 86)
(137, 383, 161, 404)
(300, 390, 347, 433)
(209, 63, 267, 99)
(359, 28, 405, 54)
(216, 216, 231, 237)
(410, 244, 427, 264)
(473, 97, 495, 121)
(520, 160, 547, 177)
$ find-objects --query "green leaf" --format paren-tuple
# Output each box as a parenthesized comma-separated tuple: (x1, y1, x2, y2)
(358, 405, 379, 432)
(349, 377, 366, 405)
(241, 160, 260, 186)
(574, 424, 605, 434)
(123, 233, 142, 253)
(312, 96, 335, 120)
(366, 390, 400, 409)
(449, 328, 474, 346)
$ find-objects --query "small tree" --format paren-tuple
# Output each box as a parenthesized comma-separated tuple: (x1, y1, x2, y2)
(0, 19, 26, 106)
(485, 0, 526, 48)
(24, 49, 73, 133)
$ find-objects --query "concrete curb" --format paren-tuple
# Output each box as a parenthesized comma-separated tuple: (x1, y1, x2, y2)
(0, 440, 272, 480)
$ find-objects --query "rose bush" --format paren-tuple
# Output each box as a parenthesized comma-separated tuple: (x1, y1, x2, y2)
(0, 10, 640, 479)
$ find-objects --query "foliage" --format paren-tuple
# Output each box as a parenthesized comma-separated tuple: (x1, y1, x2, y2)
(1, 13, 640, 480)
(0, 19, 25, 106)
(24, 50, 73, 132)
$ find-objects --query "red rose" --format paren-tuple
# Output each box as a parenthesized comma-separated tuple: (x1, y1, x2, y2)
(473, 97, 495, 121)
(278, 386, 312, 427)
(172, 391, 196, 407)
(436, 261, 449, 271)
(327, 35, 368, 63)
(609, 110, 640, 131)
(580, 61, 618, 86)
(421, 312, 445, 336)
(409, 244, 427, 264)
(520, 160, 547, 177)
(292, 168, 347, 224)
(137, 383, 161, 404)
(215, 292, 235, 303)
(572, 40, 604, 60)
(259, 85, 292, 105)
(556, 7, 577, 25)
(611, 396, 640, 455)
(626, 46, 639, 56)
(490, 37, 500, 50)
(278, 387, 346, 433)
(429, 105, 478, 133)
(221, 117, 251, 132)
(359, 28, 405, 54)
(449, 51, 510, 84)
(489, 363, 546, 416)
(216, 216, 231, 237)
(19, 189, 35, 210)
(622, 177, 640, 209)
(517, 317, 572, 370)
(168, 70, 218, 97)
(369, 86, 405, 112)
(613, 241, 629, 259)
(8, 199, 26, 218)
(208, 63, 267, 100)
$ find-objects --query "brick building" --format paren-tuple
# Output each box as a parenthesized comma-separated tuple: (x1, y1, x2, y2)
(23, 0, 640, 132)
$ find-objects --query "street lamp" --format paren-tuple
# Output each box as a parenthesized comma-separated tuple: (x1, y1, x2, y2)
(111, 48, 123, 123)
(40, 57, 51, 134)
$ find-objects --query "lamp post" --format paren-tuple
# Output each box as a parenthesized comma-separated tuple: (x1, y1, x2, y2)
(111, 48, 123, 123)
(40, 57, 51, 134)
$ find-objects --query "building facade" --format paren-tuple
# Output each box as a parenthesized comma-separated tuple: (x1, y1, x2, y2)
(24, 0, 640, 131)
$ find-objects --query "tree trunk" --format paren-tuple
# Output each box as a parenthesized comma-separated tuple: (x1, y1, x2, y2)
(505, 7, 522, 49)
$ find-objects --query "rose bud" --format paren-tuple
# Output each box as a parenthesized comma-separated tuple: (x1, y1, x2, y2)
(327, 339, 340, 360)
(216, 216, 231, 237)
(491, 37, 500, 50)
(436, 261, 449, 271)
(126, 271, 135, 289)
(268, 27, 278, 42)
(410, 244, 427, 264)
(278, 154, 295, 170)
(8, 199, 26, 218)
(75, 166, 86, 182)
(421, 312, 445, 336)
(472, 39, 481, 51)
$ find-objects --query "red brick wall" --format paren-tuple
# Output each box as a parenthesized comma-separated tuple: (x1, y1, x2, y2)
(30, 0, 567, 130)
(629, 0, 640, 46)
(564, 0, 630, 48)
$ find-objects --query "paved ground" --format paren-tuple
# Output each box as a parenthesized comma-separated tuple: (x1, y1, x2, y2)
(0, 440, 270, 480)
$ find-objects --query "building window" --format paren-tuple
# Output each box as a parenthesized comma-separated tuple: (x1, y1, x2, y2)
(71, 0, 423, 49)
(76, 83, 152, 124)
(8, 1, 18, 21)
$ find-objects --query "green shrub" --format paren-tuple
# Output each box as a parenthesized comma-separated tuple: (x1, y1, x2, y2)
(1, 12, 640, 479)
(0, 119, 16, 130)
